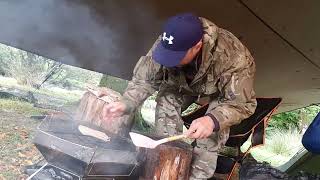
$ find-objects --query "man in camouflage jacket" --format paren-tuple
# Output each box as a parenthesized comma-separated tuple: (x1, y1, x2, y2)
(103, 13, 257, 179)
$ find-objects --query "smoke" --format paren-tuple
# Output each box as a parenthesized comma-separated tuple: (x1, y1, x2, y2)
(0, 0, 158, 78)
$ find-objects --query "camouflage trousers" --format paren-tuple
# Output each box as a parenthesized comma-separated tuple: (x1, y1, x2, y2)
(155, 91, 230, 180)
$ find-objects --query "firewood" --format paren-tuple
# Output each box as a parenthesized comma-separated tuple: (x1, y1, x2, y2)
(74, 87, 133, 137)
(139, 140, 193, 180)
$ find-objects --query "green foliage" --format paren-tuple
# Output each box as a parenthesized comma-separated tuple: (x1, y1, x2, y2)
(0, 44, 63, 88)
(132, 107, 151, 132)
(299, 105, 320, 128)
(99, 74, 128, 94)
(269, 110, 300, 130)
(0, 43, 103, 90)
(149, 92, 158, 100)
(268, 105, 320, 131)
(253, 105, 320, 166)
(49, 65, 102, 89)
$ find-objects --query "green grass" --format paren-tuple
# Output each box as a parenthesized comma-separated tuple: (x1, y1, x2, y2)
(38, 86, 83, 102)
(0, 98, 48, 116)
(0, 171, 16, 180)
(7, 132, 24, 144)
(242, 129, 303, 167)
(0, 76, 83, 102)
(266, 130, 302, 156)
(0, 76, 33, 91)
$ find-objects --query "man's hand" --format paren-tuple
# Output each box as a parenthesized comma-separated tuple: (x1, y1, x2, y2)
(101, 101, 127, 121)
(185, 116, 214, 139)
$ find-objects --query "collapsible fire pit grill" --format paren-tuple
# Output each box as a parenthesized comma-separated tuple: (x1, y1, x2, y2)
(32, 115, 142, 179)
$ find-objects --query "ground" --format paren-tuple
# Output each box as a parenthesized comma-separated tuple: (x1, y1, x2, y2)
(0, 77, 82, 180)
(0, 109, 42, 180)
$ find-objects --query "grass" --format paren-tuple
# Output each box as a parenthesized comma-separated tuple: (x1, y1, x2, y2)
(0, 106, 41, 180)
(40, 86, 83, 102)
(0, 76, 34, 91)
(7, 132, 24, 144)
(242, 129, 304, 167)
(0, 171, 16, 180)
(0, 76, 83, 103)
(266, 130, 302, 156)
(0, 98, 48, 116)
(0, 71, 91, 179)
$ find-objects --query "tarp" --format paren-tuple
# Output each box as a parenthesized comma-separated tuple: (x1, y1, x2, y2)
(0, 0, 319, 113)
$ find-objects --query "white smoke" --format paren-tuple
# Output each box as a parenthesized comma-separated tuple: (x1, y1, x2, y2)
(0, 0, 158, 78)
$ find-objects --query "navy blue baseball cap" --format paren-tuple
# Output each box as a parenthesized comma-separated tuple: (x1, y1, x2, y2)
(152, 13, 203, 67)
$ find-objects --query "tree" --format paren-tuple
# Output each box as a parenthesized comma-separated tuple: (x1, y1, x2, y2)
(0, 44, 64, 88)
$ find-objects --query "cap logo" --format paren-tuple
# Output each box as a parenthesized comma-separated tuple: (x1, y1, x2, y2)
(162, 32, 174, 45)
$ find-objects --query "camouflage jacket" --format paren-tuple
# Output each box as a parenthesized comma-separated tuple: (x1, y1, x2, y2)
(123, 18, 257, 131)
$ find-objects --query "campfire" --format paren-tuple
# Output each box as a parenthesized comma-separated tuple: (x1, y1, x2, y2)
(26, 115, 142, 179)
(25, 88, 193, 180)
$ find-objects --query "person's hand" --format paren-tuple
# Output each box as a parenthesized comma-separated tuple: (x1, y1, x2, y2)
(185, 116, 214, 139)
(101, 101, 127, 121)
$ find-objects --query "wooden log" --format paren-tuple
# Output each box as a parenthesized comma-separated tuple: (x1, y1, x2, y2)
(74, 87, 133, 137)
(75, 87, 194, 179)
(139, 140, 193, 180)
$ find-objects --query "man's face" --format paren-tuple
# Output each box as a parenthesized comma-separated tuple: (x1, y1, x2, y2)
(177, 40, 203, 67)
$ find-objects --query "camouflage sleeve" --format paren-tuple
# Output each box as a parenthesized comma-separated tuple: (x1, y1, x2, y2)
(207, 50, 257, 131)
(122, 38, 163, 113)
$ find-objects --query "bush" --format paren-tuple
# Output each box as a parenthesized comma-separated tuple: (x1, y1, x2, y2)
(99, 74, 128, 94)
(268, 105, 320, 131)
(269, 111, 300, 130)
